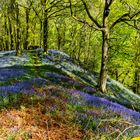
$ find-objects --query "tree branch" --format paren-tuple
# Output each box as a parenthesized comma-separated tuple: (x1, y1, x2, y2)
(110, 11, 140, 29)
(110, 13, 129, 29)
(123, 21, 140, 30)
(72, 15, 103, 30)
(108, 0, 114, 7)
(69, 0, 73, 16)
(81, 0, 102, 28)
(48, 8, 68, 18)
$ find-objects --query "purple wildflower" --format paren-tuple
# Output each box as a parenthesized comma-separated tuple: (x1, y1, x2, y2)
(0, 68, 29, 81)
(0, 78, 48, 97)
(44, 72, 70, 82)
(69, 90, 140, 124)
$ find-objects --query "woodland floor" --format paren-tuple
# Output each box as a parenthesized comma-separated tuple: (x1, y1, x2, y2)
(0, 50, 139, 140)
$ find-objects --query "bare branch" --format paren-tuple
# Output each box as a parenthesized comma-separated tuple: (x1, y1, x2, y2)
(31, 5, 42, 21)
(115, 124, 140, 140)
(69, 0, 73, 16)
(81, 0, 102, 28)
(48, 8, 68, 18)
(130, 11, 140, 19)
(123, 21, 140, 30)
(108, 0, 114, 7)
(46, 0, 62, 13)
(72, 16, 103, 31)
(110, 11, 140, 29)
(110, 13, 129, 29)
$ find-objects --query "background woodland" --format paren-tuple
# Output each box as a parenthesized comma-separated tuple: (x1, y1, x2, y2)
(0, 0, 139, 93)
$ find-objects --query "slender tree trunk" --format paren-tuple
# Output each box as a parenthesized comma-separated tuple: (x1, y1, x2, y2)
(115, 69, 119, 81)
(133, 69, 140, 94)
(56, 26, 61, 50)
(136, 68, 140, 94)
(40, 20, 43, 47)
(4, 14, 9, 51)
(61, 21, 66, 48)
(8, 17, 14, 50)
(15, 3, 20, 56)
(43, 9, 48, 53)
(24, 8, 29, 50)
(133, 41, 140, 94)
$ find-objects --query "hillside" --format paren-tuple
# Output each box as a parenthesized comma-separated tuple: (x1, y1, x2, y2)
(0, 49, 140, 140)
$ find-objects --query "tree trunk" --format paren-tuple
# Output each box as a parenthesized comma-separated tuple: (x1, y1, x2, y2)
(61, 21, 66, 48)
(24, 8, 29, 50)
(99, 29, 109, 92)
(8, 17, 14, 50)
(4, 14, 9, 51)
(56, 26, 61, 50)
(43, 9, 48, 53)
(15, 3, 20, 56)
(40, 20, 43, 47)
(136, 68, 140, 94)
(99, 2, 109, 92)
(133, 68, 140, 94)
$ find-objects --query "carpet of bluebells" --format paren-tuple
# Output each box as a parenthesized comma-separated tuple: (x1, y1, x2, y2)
(0, 50, 140, 139)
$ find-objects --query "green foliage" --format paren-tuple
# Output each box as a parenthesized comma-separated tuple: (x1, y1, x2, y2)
(0, 0, 139, 92)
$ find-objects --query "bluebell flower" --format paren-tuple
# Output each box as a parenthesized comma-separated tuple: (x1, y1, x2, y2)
(0, 68, 29, 82)
(69, 90, 140, 124)
(0, 78, 48, 97)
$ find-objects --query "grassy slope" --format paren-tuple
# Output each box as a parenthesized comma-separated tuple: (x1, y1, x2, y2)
(0, 50, 140, 139)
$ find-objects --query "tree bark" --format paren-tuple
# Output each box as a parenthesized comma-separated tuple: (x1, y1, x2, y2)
(8, 17, 14, 50)
(43, 9, 48, 53)
(4, 14, 9, 51)
(133, 68, 140, 94)
(56, 25, 61, 50)
(15, 3, 20, 56)
(99, 1, 109, 92)
(99, 29, 109, 92)
(24, 8, 29, 50)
